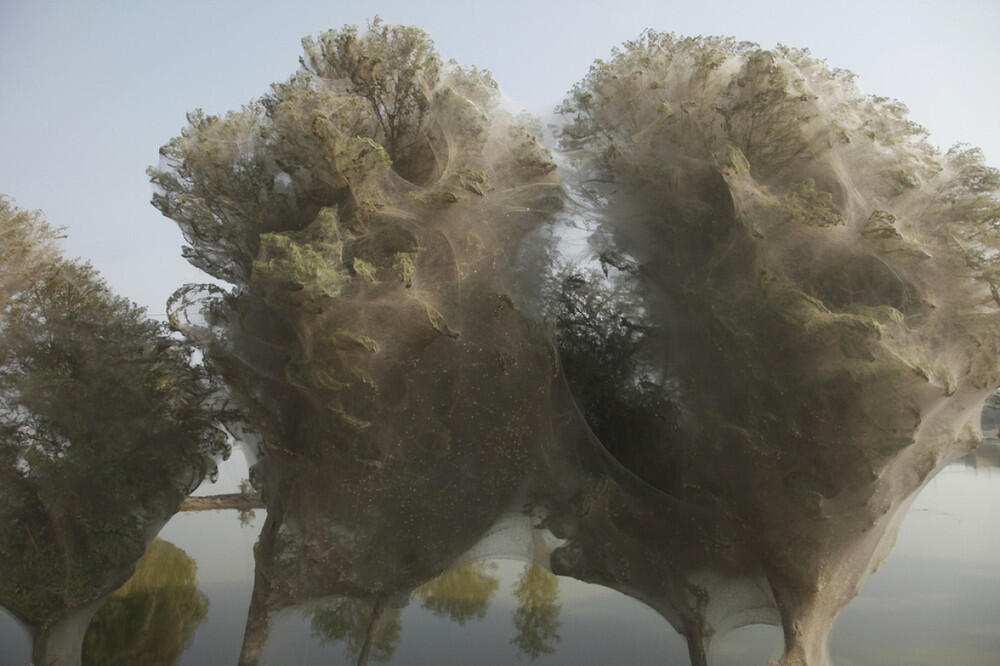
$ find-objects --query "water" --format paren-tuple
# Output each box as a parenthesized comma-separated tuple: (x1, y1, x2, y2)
(829, 447, 1000, 665)
(3, 442, 995, 665)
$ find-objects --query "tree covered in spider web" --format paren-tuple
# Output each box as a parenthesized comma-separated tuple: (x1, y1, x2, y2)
(556, 30, 1000, 666)
(151, 18, 559, 470)
(150, 22, 563, 662)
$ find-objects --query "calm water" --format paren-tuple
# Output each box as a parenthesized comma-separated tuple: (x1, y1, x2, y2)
(3, 442, 998, 665)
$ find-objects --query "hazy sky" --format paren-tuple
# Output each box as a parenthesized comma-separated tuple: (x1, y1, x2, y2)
(2, 0, 998, 313)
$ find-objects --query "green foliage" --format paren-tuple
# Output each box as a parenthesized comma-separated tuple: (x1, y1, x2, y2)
(783, 179, 843, 227)
(300, 17, 442, 162)
(862, 210, 902, 240)
(308, 597, 401, 663)
(255, 231, 345, 294)
(0, 201, 225, 628)
(253, 207, 348, 298)
(411, 167, 490, 206)
(544, 267, 681, 490)
(391, 251, 416, 287)
(149, 107, 273, 284)
(0, 196, 64, 307)
(352, 257, 378, 282)
(507, 125, 556, 175)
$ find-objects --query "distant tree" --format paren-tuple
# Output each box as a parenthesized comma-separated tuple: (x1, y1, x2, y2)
(0, 198, 227, 664)
(543, 266, 681, 490)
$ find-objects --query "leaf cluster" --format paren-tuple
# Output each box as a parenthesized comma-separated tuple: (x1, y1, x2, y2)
(300, 17, 442, 162)
(543, 266, 681, 490)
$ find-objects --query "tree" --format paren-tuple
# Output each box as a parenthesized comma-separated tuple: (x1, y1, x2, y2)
(0, 195, 63, 306)
(558, 31, 1000, 666)
(510, 563, 561, 659)
(0, 198, 227, 664)
(415, 561, 500, 625)
(149, 22, 561, 666)
(308, 596, 401, 665)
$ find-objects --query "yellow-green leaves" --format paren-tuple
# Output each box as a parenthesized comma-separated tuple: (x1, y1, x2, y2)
(783, 179, 843, 228)
(392, 251, 416, 287)
(253, 207, 347, 298)
(300, 18, 442, 162)
(0, 196, 64, 307)
(254, 232, 346, 296)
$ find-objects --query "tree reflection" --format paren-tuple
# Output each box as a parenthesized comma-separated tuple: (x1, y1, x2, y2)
(308, 597, 401, 665)
(511, 563, 561, 659)
(81, 539, 208, 665)
(415, 561, 500, 625)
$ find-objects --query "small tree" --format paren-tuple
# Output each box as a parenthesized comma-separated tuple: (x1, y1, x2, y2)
(416, 561, 500, 625)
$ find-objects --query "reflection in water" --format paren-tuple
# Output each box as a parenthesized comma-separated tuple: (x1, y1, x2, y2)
(511, 563, 562, 659)
(82, 539, 208, 665)
(960, 440, 1000, 471)
(308, 597, 401, 665)
(416, 562, 500, 625)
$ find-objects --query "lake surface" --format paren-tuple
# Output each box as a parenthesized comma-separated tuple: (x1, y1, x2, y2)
(2, 441, 998, 665)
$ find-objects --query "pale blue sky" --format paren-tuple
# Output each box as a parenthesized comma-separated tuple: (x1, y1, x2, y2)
(2, 0, 998, 312)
